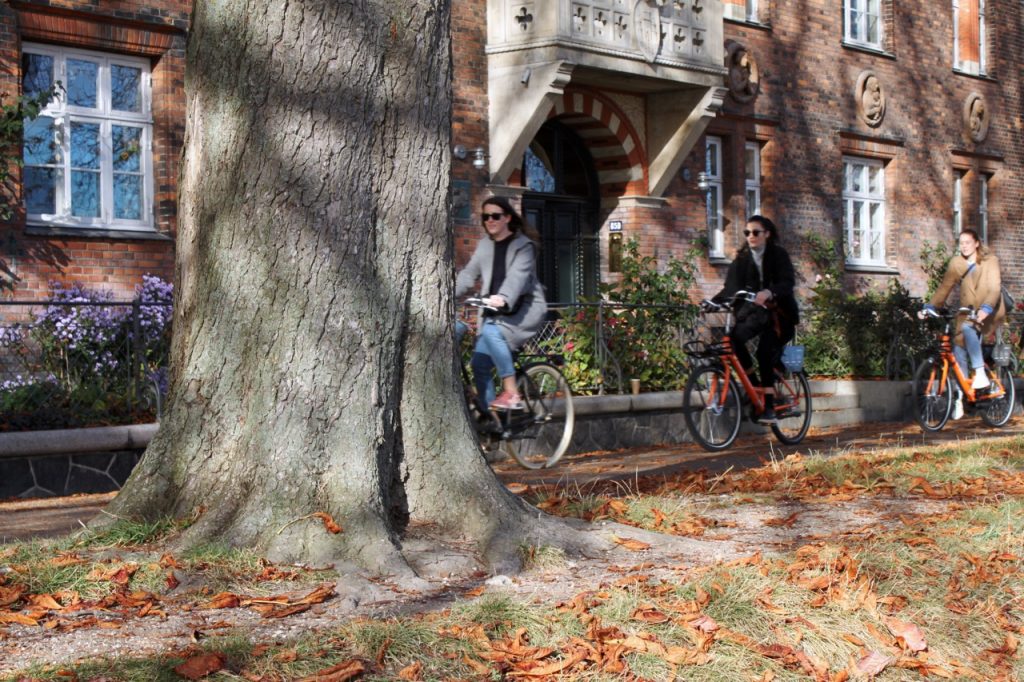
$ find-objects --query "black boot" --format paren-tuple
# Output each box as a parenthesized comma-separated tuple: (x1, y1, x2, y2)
(758, 393, 777, 424)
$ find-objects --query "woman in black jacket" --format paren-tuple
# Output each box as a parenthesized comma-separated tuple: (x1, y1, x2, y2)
(711, 215, 799, 423)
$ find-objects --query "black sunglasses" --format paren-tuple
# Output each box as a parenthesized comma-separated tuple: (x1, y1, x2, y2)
(743, 229, 765, 237)
(481, 212, 506, 222)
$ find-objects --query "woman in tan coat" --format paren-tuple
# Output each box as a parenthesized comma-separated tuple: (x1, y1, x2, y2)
(924, 229, 1005, 390)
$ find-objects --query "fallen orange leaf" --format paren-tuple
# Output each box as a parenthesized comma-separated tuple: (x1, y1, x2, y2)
(612, 536, 651, 551)
(312, 512, 343, 534)
(884, 616, 927, 652)
(173, 652, 226, 680)
(398, 660, 423, 680)
(294, 659, 365, 682)
(855, 650, 894, 676)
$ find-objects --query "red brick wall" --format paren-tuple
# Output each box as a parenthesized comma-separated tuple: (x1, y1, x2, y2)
(0, 0, 188, 301)
(452, 1, 1024, 307)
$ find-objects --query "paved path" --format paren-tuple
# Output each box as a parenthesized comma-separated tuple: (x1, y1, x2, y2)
(2, 418, 1022, 542)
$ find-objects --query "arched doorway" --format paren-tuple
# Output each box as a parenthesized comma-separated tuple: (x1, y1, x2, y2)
(521, 120, 600, 304)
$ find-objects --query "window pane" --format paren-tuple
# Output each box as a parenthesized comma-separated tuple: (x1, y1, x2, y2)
(113, 126, 142, 172)
(111, 65, 142, 112)
(114, 174, 142, 220)
(851, 166, 863, 193)
(70, 122, 101, 170)
(22, 53, 54, 100)
(706, 140, 719, 176)
(67, 59, 99, 108)
(867, 15, 879, 43)
(868, 166, 882, 194)
(24, 167, 60, 214)
(71, 170, 101, 217)
(850, 10, 861, 40)
(524, 144, 555, 193)
(23, 117, 59, 165)
(853, 201, 864, 231)
(744, 146, 756, 181)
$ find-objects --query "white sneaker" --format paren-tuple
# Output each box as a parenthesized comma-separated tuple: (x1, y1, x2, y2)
(952, 396, 964, 420)
(972, 370, 991, 391)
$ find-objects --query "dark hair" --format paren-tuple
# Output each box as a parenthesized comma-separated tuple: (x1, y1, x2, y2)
(481, 196, 540, 242)
(746, 215, 779, 244)
(959, 229, 981, 245)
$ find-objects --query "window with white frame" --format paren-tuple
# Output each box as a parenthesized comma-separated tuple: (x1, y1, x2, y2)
(953, 171, 963, 236)
(22, 44, 153, 231)
(744, 142, 761, 221)
(978, 174, 989, 244)
(844, 0, 882, 49)
(746, 0, 758, 22)
(842, 157, 886, 266)
(953, 0, 986, 75)
(704, 136, 725, 258)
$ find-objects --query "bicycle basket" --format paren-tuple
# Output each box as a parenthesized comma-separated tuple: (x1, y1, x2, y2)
(781, 344, 805, 373)
(991, 343, 1013, 367)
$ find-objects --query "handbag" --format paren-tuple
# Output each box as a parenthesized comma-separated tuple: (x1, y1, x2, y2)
(1001, 285, 1015, 313)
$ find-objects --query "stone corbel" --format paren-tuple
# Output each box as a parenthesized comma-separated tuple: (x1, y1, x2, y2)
(487, 61, 576, 183)
(645, 86, 727, 196)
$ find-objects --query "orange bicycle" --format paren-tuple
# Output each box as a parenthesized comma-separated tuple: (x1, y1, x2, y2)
(682, 291, 812, 452)
(912, 306, 1015, 431)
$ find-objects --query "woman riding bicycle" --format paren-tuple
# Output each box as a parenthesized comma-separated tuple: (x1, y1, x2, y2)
(921, 229, 1004, 393)
(455, 196, 547, 411)
(710, 215, 799, 423)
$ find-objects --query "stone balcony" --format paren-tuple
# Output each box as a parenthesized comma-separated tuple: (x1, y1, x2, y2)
(485, 0, 727, 194)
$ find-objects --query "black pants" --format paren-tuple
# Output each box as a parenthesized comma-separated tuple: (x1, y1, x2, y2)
(732, 315, 795, 388)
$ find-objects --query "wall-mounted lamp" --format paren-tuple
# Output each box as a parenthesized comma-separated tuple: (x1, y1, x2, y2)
(453, 144, 488, 170)
(696, 171, 710, 191)
(471, 147, 488, 169)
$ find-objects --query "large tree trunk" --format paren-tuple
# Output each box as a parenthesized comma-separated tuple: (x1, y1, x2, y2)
(108, 0, 598, 576)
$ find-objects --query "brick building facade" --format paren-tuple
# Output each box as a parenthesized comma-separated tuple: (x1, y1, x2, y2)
(2, 0, 1021, 307)
(0, 0, 187, 299)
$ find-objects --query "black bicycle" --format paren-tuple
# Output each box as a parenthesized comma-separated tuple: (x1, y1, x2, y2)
(460, 299, 575, 469)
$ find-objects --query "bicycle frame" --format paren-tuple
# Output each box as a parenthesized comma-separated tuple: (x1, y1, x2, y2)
(926, 320, 1006, 405)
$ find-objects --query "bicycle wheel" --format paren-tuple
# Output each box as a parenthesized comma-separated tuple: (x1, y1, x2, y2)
(683, 364, 742, 452)
(981, 364, 1016, 427)
(504, 363, 575, 469)
(771, 370, 812, 445)
(912, 358, 953, 432)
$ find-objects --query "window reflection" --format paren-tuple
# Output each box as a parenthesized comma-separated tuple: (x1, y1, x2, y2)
(67, 59, 98, 108)
(22, 53, 53, 99)
(112, 65, 142, 112)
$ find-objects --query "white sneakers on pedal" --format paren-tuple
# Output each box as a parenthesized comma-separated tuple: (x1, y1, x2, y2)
(971, 370, 991, 391)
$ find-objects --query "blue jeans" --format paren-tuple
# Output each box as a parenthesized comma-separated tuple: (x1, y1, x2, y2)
(953, 321, 985, 377)
(457, 320, 515, 407)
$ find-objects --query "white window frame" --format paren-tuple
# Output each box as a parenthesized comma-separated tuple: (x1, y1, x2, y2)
(744, 141, 761, 221)
(953, 0, 986, 74)
(746, 0, 758, 22)
(953, 171, 963, 236)
(705, 136, 725, 259)
(842, 157, 886, 267)
(22, 43, 154, 232)
(978, 174, 988, 244)
(844, 0, 882, 49)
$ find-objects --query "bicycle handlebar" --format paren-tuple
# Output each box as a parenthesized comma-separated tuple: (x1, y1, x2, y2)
(919, 305, 977, 321)
(700, 290, 759, 313)
(464, 296, 500, 312)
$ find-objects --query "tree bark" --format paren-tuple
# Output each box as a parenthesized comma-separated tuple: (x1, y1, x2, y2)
(107, 0, 599, 576)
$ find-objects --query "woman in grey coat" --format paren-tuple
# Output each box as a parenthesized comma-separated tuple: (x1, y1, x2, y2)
(455, 196, 547, 411)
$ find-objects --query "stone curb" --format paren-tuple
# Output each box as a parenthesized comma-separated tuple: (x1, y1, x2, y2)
(0, 423, 159, 459)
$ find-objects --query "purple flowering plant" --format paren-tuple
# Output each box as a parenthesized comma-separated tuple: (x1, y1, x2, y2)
(0, 276, 173, 429)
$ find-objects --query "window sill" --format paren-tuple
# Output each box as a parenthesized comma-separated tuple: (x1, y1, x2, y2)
(952, 68, 996, 83)
(25, 225, 173, 241)
(844, 262, 899, 275)
(724, 17, 771, 31)
(709, 255, 732, 266)
(841, 41, 895, 60)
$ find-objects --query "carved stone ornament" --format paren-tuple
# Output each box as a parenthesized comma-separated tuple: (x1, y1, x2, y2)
(855, 70, 886, 128)
(963, 92, 990, 143)
(633, 0, 664, 63)
(725, 42, 759, 103)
